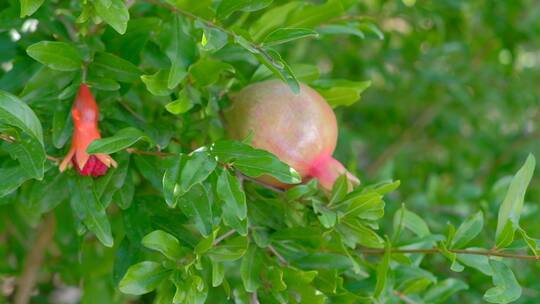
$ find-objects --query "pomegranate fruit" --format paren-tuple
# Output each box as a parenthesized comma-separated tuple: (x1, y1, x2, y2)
(59, 84, 117, 177)
(225, 79, 359, 190)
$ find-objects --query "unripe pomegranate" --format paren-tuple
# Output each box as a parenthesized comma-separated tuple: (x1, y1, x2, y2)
(225, 80, 359, 190)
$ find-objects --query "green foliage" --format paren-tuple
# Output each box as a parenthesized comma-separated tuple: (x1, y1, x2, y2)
(1, 0, 539, 303)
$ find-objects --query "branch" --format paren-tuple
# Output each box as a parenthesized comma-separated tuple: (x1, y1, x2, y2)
(125, 148, 175, 157)
(250, 291, 260, 304)
(14, 213, 56, 304)
(359, 247, 540, 261)
(268, 245, 289, 266)
(213, 229, 236, 246)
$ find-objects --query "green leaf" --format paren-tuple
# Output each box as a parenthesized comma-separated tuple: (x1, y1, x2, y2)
(163, 154, 182, 207)
(85, 77, 120, 91)
(287, 0, 345, 28)
(255, 48, 300, 94)
(340, 191, 385, 221)
(312, 199, 337, 228)
(451, 211, 484, 249)
(339, 217, 384, 248)
(216, 0, 273, 19)
(93, 0, 130, 34)
(20, 0, 44, 16)
(211, 259, 225, 287)
(189, 58, 234, 86)
(495, 154, 535, 248)
(217, 169, 248, 235)
(91, 51, 141, 82)
(0, 90, 43, 144)
(178, 151, 217, 196)
(26, 41, 81, 71)
(196, 21, 229, 52)
(317, 24, 366, 39)
(210, 140, 301, 184)
(374, 239, 391, 298)
(456, 250, 493, 276)
(314, 79, 371, 108)
(240, 245, 263, 292)
(142, 230, 185, 260)
(87, 127, 153, 154)
(52, 104, 72, 149)
(141, 69, 172, 96)
(177, 184, 214, 237)
(393, 205, 431, 237)
(484, 260, 522, 304)
(70, 176, 113, 247)
(165, 90, 193, 114)
(165, 16, 191, 89)
(329, 174, 349, 205)
(119, 261, 171, 295)
(2, 130, 45, 180)
(517, 227, 539, 257)
(217, 169, 247, 220)
(262, 28, 319, 46)
(0, 167, 31, 197)
(208, 236, 248, 262)
(172, 273, 207, 304)
(424, 278, 468, 303)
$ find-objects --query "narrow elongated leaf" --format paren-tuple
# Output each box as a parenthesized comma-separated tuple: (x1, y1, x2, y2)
(374, 240, 391, 297)
(119, 261, 171, 295)
(210, 140, 301, 184)
(217, 169, 247, 220)
(91, 52, 141, 82)
(178, 151, 217, 196)
(70, 176, 113, 247)
(495, 154, 535, 248)
(217, 0, 273, 19)
(27, 41, 81, 71)
(262, 28, 318, 46)
(240, 245, 263, 292)
(314, 79, 371, 108)
(87, 127, 153, 154)
(177, 184, 214, 237)
(451, 211, 484, 249)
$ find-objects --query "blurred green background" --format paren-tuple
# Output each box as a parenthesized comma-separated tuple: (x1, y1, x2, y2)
(324, 0, 540, 301)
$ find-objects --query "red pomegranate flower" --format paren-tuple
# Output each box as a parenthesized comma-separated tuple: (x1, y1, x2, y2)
(59, 84, 117, 177)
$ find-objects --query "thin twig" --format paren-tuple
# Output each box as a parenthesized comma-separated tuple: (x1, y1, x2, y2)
(119, 100, 146, 123)
(14, 213, 56, 304)
(359, 247, 540, 261)
(213, 230, 236, 246)
(394, 290, 418, 304)
(126, 148, 175, 157)
(268, 245, 289, 266)
(250, 291, 260, 304)
(240, 174, 285, 193)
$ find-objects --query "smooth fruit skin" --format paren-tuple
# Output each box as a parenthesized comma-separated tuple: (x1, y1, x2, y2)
(225, 80, 358, 190)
